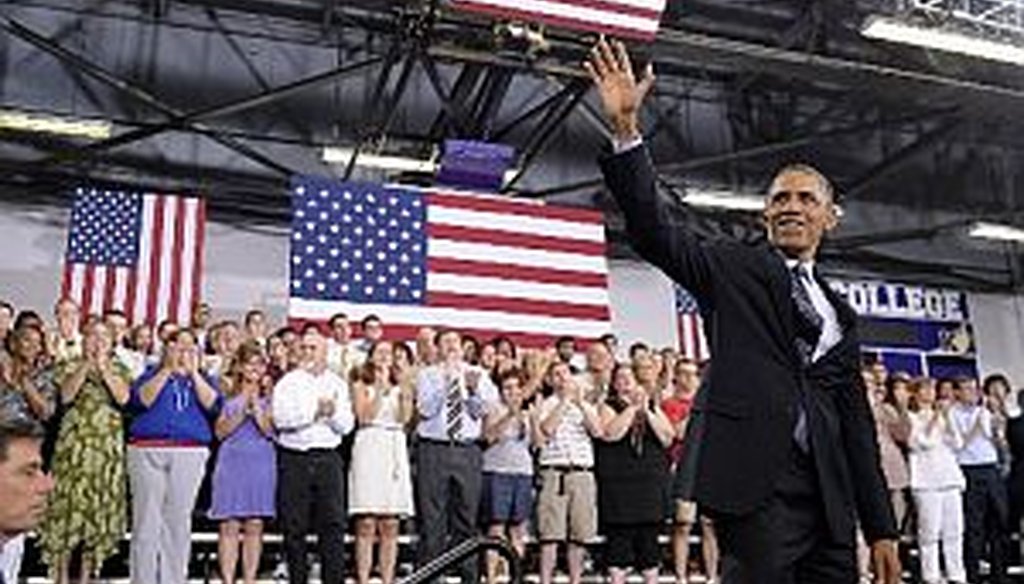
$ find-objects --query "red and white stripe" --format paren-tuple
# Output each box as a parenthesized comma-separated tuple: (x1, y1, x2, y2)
(450, 0, 666, 41)
(62, 194, 206, 326)
(678, 312, 709, 363)
(289, 188, 611, 347)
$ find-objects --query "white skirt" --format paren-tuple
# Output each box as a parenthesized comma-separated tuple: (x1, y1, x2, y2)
(348, 425, 415, 517)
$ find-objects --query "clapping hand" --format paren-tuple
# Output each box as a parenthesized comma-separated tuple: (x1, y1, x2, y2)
(316, 397, 336, 419)
(465, 369, 481, 394)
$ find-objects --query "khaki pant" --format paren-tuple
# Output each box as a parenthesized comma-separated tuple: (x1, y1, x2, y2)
(536, 468, 597, 543)
(127, 446, 209, 584)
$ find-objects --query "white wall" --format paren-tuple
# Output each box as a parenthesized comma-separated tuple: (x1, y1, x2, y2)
(969, 293, 1024, 385)
(607, 259, 678, 351)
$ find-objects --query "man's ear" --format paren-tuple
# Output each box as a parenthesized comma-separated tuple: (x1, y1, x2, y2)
(823, 204, 840, 232)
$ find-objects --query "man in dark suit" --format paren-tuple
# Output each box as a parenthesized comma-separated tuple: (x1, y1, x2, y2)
(584, 39, 901, 584)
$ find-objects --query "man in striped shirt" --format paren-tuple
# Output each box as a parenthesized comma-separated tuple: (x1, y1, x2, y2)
(534, 361, 603, 584)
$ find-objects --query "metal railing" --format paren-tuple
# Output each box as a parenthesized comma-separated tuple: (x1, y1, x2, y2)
(400, 537, 521, 584)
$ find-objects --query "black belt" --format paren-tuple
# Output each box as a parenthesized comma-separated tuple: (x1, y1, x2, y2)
(421, 437, 480, 448)
(541, 464, 592, 473)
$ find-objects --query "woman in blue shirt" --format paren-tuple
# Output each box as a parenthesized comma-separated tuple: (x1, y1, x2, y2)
(127, 328, 221, 584)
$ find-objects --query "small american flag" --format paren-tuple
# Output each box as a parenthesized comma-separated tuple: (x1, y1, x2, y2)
(287, 178, 611, 346)
(676, 284, 709, 362)
(449, 0, 667, 41)
(61, 187, 206, 325)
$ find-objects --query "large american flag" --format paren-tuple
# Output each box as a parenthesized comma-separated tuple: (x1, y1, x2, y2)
(61, 187, 206, 325)
(287, 178, 611, 346)
(449, 0, 667, 41)
(676, 284, 709, 362)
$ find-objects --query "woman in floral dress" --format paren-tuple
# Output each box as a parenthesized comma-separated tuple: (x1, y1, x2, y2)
(39, 320, 130, 584)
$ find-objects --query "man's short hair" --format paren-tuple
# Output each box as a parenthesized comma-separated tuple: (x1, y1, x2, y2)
(103, 308, 128, 320)
(328, 313, 349, 328)
(628, 342, 650, 359)
(0, 416, 45, 463)
(772, 163, 835, 202)
(555, 336, 575, 348)
(361, 314, 382, 328)
(301, 322, 324, 336)
(244, 309, 265, 325)
(434, 328, 461, 347)
(0, 300, 14, 316)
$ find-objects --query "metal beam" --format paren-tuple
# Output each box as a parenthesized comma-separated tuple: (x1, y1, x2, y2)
(0, 16, 296, 176)
(843, 118, 964, 199)
(503, 78, 589, 191)
(525, 106, 959, 197)
(54, 55, 382, 159)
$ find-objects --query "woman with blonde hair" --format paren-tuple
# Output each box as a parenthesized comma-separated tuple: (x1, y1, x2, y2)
(349, 340, 415, 584)
(208, 341, 276, 584)
(908, 376, 966, 584)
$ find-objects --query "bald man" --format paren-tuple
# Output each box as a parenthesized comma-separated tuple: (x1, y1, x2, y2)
(272, 328, 354, 584)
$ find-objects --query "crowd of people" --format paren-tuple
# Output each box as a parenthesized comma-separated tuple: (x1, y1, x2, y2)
(0, 296, 1020, 584)
(0, 298, 719, 584)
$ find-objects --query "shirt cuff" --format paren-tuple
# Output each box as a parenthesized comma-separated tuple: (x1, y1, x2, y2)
(612, 136, 643, 154)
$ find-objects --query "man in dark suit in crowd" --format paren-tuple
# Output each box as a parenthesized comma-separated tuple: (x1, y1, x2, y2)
(585, 39, 901, 584)
(0, 416, 54, 584)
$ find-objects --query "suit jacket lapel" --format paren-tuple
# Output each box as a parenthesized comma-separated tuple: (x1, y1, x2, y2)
(765, 249, 803, 368)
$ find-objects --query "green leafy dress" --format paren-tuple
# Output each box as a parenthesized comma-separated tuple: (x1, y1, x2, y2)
(38, 359, 130, 574)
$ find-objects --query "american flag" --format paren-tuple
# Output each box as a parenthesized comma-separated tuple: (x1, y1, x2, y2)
(676, 284, 709, 362)
(287, 178, 611, 346)
(61, 187, 206, 325)
(449, 0, 667, 41)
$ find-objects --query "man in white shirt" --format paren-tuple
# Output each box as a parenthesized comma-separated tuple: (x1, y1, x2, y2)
(325, 312, 364, 382)
(0, 416, 54, 584)
(533, 361, 603, 584)
(950, 376, 1009, 584)
(414, 329, 498, 584)
(273, 326, 355, 584)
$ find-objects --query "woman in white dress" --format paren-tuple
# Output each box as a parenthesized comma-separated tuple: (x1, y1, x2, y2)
(349, 340, 415, 584)
(908, 376, 966, 584)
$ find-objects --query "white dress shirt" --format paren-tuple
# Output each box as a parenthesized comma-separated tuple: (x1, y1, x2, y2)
(786, 260, 842, 362)
(326, 339, 365, 380)
(950, 404, 1000, 466)
(272, 367, 354, 451)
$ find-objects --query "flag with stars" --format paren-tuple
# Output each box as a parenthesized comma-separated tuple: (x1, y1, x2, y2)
(676, 284, 709, 362)
(62, 187, 206, 325)
(288, 177, 611, 346)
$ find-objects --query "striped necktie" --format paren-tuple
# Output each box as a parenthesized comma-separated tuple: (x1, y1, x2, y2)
(790, 263, 823, 453)
(790, 264, 824, 365)
(445, 374, 463, 441)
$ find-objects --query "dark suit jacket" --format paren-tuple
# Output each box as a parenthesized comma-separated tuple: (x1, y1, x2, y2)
(599, 146, 896, 544)
(1005, 395, 1024, 522)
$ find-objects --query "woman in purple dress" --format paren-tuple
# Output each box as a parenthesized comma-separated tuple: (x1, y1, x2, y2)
(209, 341, 276, 584)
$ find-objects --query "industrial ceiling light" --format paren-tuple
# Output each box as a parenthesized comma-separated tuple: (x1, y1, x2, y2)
(0, 108, 112, 139)
(861, 15, 1024, 66)
(322, 147, 436, 173)
(683, 189, 764, 212)
(968, 221, 1024, 243)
